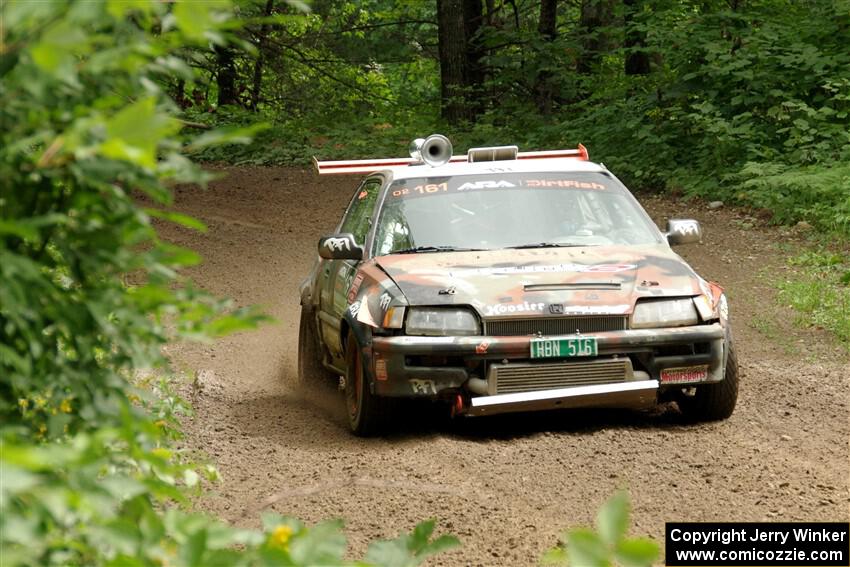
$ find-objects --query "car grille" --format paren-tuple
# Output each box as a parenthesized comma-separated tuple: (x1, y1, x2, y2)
(491, 358, 631, 394)
(484, 316, 627, 337)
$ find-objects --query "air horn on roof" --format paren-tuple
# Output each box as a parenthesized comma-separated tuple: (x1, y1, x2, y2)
(409, 134, 453, 167)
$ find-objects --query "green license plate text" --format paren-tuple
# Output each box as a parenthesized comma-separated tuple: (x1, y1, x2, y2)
(530, 337, 598, 359)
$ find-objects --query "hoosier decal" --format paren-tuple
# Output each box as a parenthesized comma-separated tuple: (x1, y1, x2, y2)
(484, 301, 545, 316)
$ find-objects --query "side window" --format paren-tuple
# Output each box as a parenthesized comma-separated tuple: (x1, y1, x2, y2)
(339, 179, 381, 244)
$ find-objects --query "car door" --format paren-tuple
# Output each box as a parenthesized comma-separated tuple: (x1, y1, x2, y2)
(318, 177, 383, 359)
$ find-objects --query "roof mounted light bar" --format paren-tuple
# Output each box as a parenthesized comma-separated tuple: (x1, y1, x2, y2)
(467, 145, 519, 162)
(313, 137, 589, 175)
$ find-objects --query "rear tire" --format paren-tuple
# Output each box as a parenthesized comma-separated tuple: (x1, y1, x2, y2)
(344, 330, 393, 436)
(297, 307, 337, 387)
(678, 341, 739, 422)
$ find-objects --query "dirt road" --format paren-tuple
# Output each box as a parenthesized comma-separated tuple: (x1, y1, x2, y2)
(162, 166, 849, 566)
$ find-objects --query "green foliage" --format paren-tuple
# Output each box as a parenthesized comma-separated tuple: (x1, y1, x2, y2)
(541, 492, 659, 567)
(0, 0, 266, 441)
(778, 249, 850, 347)
(0, 1, 458, 565)
(2, 426, 459, 566)
(734, 162, 850, 233)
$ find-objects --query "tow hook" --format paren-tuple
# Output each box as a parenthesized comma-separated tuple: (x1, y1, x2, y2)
(450, 393, 468, 417)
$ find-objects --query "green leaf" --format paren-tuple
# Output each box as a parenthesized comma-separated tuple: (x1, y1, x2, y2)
(180, 528, 208, 567)
(0, 464, 38, 495)
(565, 528, 610, 567)
(0, 220, 38, 241)
(284, 0, 311, 12)
(30, 21, 88, 81)
(173, 1, 219, 42)
(145, 209, 207, 232)
(106, 0, 153, 18)
(540, 546, 569, 565)
(364, 540, 414, 567)
(614, 538, 660, 567)
(187, 123, 270, 150)
(0, 50, 20, 78)
(420, 534, 461, 558)
(289, 520, 347, 565)
(100, 97, 180, 168)
(597, 491, 629, 547)
(410, 519, 435, 549)
(158, 243, 202, 267)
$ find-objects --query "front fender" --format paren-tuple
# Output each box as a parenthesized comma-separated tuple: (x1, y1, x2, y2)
(340, 261, 407, 391)
(299, 257, 323, 308)
(341, 305, 378, 392)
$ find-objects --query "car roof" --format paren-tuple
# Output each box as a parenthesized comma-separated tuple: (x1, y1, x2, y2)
(382, 158, 608, 183)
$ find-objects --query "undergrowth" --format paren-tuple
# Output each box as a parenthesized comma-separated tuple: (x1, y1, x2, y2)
(778, 249, 850, 348)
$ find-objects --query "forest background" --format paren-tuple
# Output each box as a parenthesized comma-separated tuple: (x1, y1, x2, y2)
(190, 0, 850, 235)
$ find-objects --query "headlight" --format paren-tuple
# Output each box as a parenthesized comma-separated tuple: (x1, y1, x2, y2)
(631, 298, 698, 329)
(405, 307, 480, 336)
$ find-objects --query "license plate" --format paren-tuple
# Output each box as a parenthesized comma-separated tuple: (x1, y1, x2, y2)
(660, 365, 709, 384)
(530, 337, 597, 359)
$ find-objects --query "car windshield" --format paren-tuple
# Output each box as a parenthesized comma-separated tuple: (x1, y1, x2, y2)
(373, 172, 660, 255)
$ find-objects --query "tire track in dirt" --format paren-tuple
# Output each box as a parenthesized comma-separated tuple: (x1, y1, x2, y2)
(161, 166, 849, 566)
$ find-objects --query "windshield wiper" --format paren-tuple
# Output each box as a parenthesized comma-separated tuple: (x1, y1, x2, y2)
(504, 242, 591, 249)
(393, 245, 485, 254)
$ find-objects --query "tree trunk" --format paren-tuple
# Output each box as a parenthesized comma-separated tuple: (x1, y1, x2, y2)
(534, 0, 558, 113)
(576, 0, 613, 75)
(216, 45, 239, 107)
(624, 0, 650, 75)
(463, 0, 485, 115)
(250, 0, 275, 111)
(172, 78, 189, 109)
(437, 0, 473, 124)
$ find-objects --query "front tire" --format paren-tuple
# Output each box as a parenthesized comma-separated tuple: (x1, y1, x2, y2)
(344, 330, 393, 436)
(678, 341, 739, 422)
(297, 307, 337, 387)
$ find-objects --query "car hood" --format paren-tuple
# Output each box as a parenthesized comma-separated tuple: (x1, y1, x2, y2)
(375, 244, 705, 318)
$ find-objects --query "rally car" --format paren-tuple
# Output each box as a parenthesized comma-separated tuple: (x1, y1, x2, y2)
(299, 135, 738, 435)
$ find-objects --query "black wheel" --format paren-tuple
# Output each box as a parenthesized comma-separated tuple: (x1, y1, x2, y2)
(297, 307, 337, 387)
(678, 341, 739, 422)
(344, 330, 393, 436)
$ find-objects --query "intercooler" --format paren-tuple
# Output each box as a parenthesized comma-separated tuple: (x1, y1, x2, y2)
(488, 357, 633, 395)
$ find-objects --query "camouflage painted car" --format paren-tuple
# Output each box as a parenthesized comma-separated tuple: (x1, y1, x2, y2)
(299, 136, 737, 436)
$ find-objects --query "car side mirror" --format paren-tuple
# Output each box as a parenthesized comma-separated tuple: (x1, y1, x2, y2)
(318, 233, 364, 260)
(665, 219, 702, 245)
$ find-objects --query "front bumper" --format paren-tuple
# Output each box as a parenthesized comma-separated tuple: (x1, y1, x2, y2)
(370, 323, 725, 411)
(467, 380, 660, 416)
